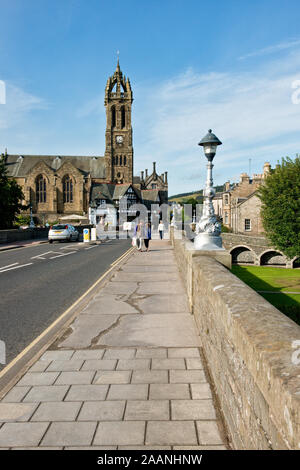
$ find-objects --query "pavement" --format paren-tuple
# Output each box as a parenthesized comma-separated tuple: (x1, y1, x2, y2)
(0, 240, 228, 450)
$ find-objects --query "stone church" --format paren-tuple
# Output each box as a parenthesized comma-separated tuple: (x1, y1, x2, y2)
(3, 61, 168, 223)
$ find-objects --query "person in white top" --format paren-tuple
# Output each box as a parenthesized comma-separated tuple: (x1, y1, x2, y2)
(158, 221, 164, 240)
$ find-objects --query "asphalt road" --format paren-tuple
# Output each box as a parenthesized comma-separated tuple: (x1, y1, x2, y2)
(0, 238, 131, 371)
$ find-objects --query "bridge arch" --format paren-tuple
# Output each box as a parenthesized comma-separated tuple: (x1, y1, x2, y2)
(230, 245, 256, 265)
(259, 250, 286, 267)
(292, 256, 300, 268)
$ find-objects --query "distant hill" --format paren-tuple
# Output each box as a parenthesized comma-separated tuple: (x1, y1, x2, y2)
(169, 184, 224, 203)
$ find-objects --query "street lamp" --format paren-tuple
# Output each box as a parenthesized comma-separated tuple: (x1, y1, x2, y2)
(194, 129, 224, 251)
(29, 204, 35, 228)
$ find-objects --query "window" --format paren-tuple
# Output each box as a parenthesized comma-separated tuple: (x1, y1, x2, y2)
(224, 195, 229, 205)
(245, 219, 251, 231)
(152, 184, 157, 189)
(111, 106, 116, 128)
(115, 155, 118, 165)
(36, 175, 46, 203)
(121, 106, 126, 128)
(124, 156, 127, 165)
(224, 212, 228, 224)
(119, 155, 123, 166)
(63, 176, 73, 203)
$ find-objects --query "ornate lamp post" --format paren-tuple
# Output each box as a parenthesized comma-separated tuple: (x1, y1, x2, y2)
(194, 129, 224, 250)
(29, 204, 35, 228)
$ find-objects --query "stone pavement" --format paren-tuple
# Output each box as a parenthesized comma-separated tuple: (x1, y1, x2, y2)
(0, 240, 228, 450)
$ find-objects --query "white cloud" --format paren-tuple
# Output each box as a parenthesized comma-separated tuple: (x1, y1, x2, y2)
(0, 83, 47, 130)
(238, 38, 300, 60)
(133, 50, 300, 195)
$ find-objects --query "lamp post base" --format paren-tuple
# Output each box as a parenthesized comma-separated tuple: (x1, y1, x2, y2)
(194, 232, 224, 251)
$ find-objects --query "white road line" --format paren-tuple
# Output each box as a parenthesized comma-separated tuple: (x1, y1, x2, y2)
(0, 263, 33, 273)
(85, 245, 98, 250)
(0, 262, 19, 271)
(31, 251, 57, 259)
(49, 251, 77, 259)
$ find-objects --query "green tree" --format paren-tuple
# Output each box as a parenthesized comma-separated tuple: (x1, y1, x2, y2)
(258, 156, 300, 259)
(0, 157, 25, 229)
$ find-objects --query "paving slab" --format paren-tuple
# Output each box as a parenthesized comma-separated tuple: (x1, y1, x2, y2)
(46, 359, 84, 372)
(146, 421, 198, 446)
(171, 400, 217, 420)
(100, 282, 138, 295)
(64, 385, 108, 402)
(103, 349, 136, 359)
(107, 384, 148, 400)
(2, 387, 31, 403)
(196, 421, 224, 445)
(41, 422, 97, 446)
(121, 265, 178, 273)
(168, 348, 200, 358)
(125, 400, 169, 421)
(78, 401, 125, 421)
(97, 314, 200, 348)
(81, 359, 117, 370)
(131, 370, 168, 384)
(40, 350, 74, 361)
(191, 383, 213, 400)
(94, 371, 131, 385)
(55, 371, 95, 385)
(31, 402, 81, 422)
(17, 372, 60, 387)
(137, 281, 186, 295)
(0, 422, 49, 447)
(134, 294, 189, 314)
(72, 350, 105, 360)
(58, 314, 119, 349)
(23, 385, 69, 403)
(135, 348, 167, 358)
(170, 370, 207, 384)
(82, 295, 138, 315)
(149, 384, 191, 400)
(0, 403, 38, 422)
(112, 272, 181, 282)
(116, 359, 150, 370)
(94, 421, 145, 446)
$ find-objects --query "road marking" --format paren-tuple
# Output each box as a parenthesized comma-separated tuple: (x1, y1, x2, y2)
(0, 263, 19, 271)
(0, 263, 33, 273)
(31, 251, 58, 259)
(49, 251, 77, 259)
(0, 246, 134, 380)
(85, 245, 98, 250)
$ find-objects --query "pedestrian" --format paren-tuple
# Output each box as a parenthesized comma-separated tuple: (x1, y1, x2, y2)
(134, 221, 144, 251)
(158, 220, 164, 240)
(143, 222, 151, 252)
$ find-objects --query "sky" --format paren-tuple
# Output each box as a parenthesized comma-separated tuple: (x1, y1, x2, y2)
(1, 0, 300, 196)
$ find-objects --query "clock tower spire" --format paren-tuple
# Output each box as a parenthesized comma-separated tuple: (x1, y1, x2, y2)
(104, 61, 133, 184)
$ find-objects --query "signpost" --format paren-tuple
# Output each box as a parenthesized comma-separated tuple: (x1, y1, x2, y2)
(83, 228, 90, 243)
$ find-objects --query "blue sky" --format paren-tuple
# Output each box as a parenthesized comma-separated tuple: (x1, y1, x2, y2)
(1, 0, 300, 195)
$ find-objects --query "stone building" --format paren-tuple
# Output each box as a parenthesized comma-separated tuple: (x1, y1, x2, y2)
(222, 162, 271, 234)
(2, 61, 168, 223)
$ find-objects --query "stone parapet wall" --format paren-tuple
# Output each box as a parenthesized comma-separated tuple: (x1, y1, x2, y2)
(221, 232, 270, 255)
(0, 228, 49, 244)
(171, 229, 300, 449)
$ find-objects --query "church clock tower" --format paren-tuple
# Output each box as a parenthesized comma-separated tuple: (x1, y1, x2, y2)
(104, 60, 133, 184)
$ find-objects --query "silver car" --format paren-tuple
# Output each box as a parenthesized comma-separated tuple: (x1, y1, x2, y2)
(48, 224, 79, 243)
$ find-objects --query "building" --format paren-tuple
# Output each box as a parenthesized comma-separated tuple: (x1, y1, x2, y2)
(2, 61, 168, 224)
(222, 162, 271, 234)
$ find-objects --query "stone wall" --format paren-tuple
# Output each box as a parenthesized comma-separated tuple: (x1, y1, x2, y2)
(0, 228, 49, 244)
(171, 230, 300, 449)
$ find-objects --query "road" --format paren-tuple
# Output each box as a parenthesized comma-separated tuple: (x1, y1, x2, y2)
(0, 238, 131, 371)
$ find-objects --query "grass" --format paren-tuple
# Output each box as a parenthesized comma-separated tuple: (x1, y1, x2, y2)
(231, 265, 300, 325)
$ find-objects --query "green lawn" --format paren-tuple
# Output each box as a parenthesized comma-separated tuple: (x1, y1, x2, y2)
(231, 265, 300, 326)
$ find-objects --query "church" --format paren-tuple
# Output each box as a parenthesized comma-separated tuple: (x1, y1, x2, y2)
(2, 61, 168, 223)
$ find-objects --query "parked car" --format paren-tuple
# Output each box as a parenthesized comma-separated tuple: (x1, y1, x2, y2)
(48, 224, 79, 243)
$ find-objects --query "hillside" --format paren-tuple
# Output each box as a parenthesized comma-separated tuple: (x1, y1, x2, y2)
(169, 185, 224, 203)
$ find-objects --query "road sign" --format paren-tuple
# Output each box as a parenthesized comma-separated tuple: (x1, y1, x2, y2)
(83, 228, 90, 243)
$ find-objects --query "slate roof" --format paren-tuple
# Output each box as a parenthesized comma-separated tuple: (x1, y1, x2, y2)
(4, 154, 106, 179)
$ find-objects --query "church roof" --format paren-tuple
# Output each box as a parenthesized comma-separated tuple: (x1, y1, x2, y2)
(4, 154, 106, 178)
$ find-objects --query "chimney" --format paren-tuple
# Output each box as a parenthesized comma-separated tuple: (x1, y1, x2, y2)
(145, 169, 148, 178)
(153, 162, 156, 174)
(141, 171, 144, 181)
(225, 181, 230, 191)
(164, 171, 168, 184)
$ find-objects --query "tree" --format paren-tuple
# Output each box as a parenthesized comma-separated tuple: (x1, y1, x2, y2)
(258, 156, 300, 259)
(0, 157, 25, 229)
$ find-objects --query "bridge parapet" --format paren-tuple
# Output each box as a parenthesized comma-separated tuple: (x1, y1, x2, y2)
(171, 229, 300, 449)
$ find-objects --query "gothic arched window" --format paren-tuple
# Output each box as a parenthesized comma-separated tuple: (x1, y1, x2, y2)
(124, 156, 127, 166)
(119, 155, 123, 166)
(111, 106, 116, 128)
(115, 155, 118, 166)
(36, 175, 46, 203)
(121, 106, 126, 129)
(63, 175, 73, 203)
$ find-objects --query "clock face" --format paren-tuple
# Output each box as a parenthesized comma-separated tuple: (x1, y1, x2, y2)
(116, 135, 123, 144)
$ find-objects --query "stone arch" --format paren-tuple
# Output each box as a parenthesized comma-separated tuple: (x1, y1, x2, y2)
(230, 245, 256, 265)
(292, 256, 300, 268)
(260, 250, 286, 266)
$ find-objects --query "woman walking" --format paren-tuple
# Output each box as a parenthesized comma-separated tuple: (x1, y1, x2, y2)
(134, 221, 144, 251)
(143, 222, 151, 252)
(158, 220, 164, 240)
